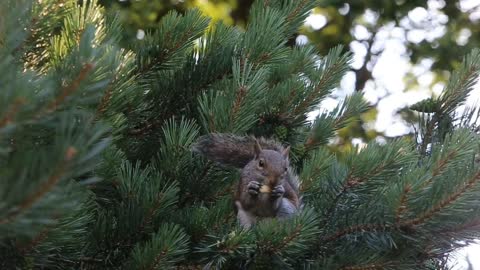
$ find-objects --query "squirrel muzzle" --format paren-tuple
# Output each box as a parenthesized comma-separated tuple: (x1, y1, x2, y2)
(259, 175, 282, 193)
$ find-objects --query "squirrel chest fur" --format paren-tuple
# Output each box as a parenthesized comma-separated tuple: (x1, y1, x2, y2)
(193, 133, 301, 228)
(235, 145, 299, 227)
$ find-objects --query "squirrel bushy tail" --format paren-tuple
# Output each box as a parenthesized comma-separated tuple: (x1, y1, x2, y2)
(193, 133, 302, 227)
(192, 133, 285, 168)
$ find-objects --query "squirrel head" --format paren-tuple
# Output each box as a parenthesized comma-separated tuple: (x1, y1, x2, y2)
(250, 139, 290, 191)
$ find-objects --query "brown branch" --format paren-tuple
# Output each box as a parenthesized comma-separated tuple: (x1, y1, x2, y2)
(218, 241, 242, 255)
(419, 115, 437, 157)
(229, 85, 248, 127)
(435, 219, 480, 236)
(17, 225, 51, 254)
(396, 150, 457, 223)
(323, 171, 480, 242)
(432, 150, 457, 177)
(8, 0, 66, 63)
(40, 63, 93, 117)
(95, 84, 114, 120)
(180, 162, 213, 205)
(176, 265, 203, 270)
(206, 185, 234, 203)
(16, 212, 62, 255)
(148, 248, 168, 270)
(128, 67, 232, 136)
(210, 211, 236, 234)
(395, 184, 411, 223)
(340, 263, 385, 270)
(440, 67, 477, 111)
(256, 52, 271, 64)
(420, 150, 458, 189)
(128, 119, 163, 136)
(138, 192, 165, 235)
(323, 223, 389, 243)
(319, 172, 352, 222)
(128, 43, 235, 136)
(138, 26, 194, 74)
(286, 0, 308, 23)
(271, 224, 303, 252)
(404, 171, 480, 226)
(320, 165, 385, 229)
(339, 249, 448, 270)
(199, 162, 213, 183)
(420, 66, 477, 156)
(77, 257, 104, 263)
(292, 56, 345, 117)
(0, 146, 77, 225)
(304, 106, 354, 149)
(0, 98, 26, 128)
(300, 164, 325, 193)
(208, 112, 216, 132)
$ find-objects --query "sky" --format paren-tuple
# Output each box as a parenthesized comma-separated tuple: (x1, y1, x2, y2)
(302, 1, 480, 268)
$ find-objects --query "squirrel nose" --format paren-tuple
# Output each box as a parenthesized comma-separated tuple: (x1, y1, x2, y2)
(266, 175, 278, 186)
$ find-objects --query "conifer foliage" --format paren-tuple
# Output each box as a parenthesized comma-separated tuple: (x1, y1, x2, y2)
(1, 0, 480, 269)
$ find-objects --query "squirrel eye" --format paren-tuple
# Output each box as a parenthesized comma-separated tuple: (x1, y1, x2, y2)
(258, 159, 265, 167)
(284, 167, 288, 172)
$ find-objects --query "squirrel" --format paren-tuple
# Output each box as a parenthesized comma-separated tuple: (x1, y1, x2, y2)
(192, 133, 301, 228)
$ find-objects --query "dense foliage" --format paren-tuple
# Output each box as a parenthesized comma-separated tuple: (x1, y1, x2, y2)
(1, 0, 480, 269)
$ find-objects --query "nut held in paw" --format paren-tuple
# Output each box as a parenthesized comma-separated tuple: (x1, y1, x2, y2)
(259, 185, 271, 193)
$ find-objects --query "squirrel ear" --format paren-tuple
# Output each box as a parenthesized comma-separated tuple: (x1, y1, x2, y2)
(254, 139, 262, 159)
(282, 146, 290, 160)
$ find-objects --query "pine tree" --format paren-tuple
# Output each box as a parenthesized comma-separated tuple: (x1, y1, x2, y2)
(1, 0, 480, 269)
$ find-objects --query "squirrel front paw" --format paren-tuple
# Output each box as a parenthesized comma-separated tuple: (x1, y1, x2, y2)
(271, 184, 285, 198)
(247, 181, 261, 195)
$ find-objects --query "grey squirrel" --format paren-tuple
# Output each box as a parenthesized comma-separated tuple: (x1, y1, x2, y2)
(192, 133, 301, 228)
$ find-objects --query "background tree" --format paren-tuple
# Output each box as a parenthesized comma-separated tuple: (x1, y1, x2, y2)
(1, 0, 480, 269)
(99, 0, 480, 89)
(99, 0, 480, 149)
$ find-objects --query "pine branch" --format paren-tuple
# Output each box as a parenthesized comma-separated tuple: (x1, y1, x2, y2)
(94, 49, 136, 120)
(269, 224, 303, 253)
(285, 0, 309, 23)
(321, 161, 388, 225)
(128, 224, 189, 270)
(404, 171, 480, 226)
(419, 115, 437, 156)
(419, 150, 458, 189)
(0, 98, 26, 128)
(137, 27, 194, 74)
(435, 219, 480, 236)
(305, 93, 369, 147)
(292, 46, 350, 117)
(229, 85, 248, 126)
(128, 119, 163, 136)
(136, 9, 209, 75)
(299, 149, 333, 193)
(40, 63, 93, 117)
(395, 184, 411, 224)
(323, 171, 480, 241)
(95, 84, 114, 119)
(0, 146, 77, 225)
(340, 263, 386, 270)
(17, 221, 54, 254)
(418, 49, 480, 154)
(15, 0, 70, 66)
(147, 250, 168, 270)
(439, 65, 479, 115)
(323, 223, 389, 243)
(137, 191, 166, 235)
